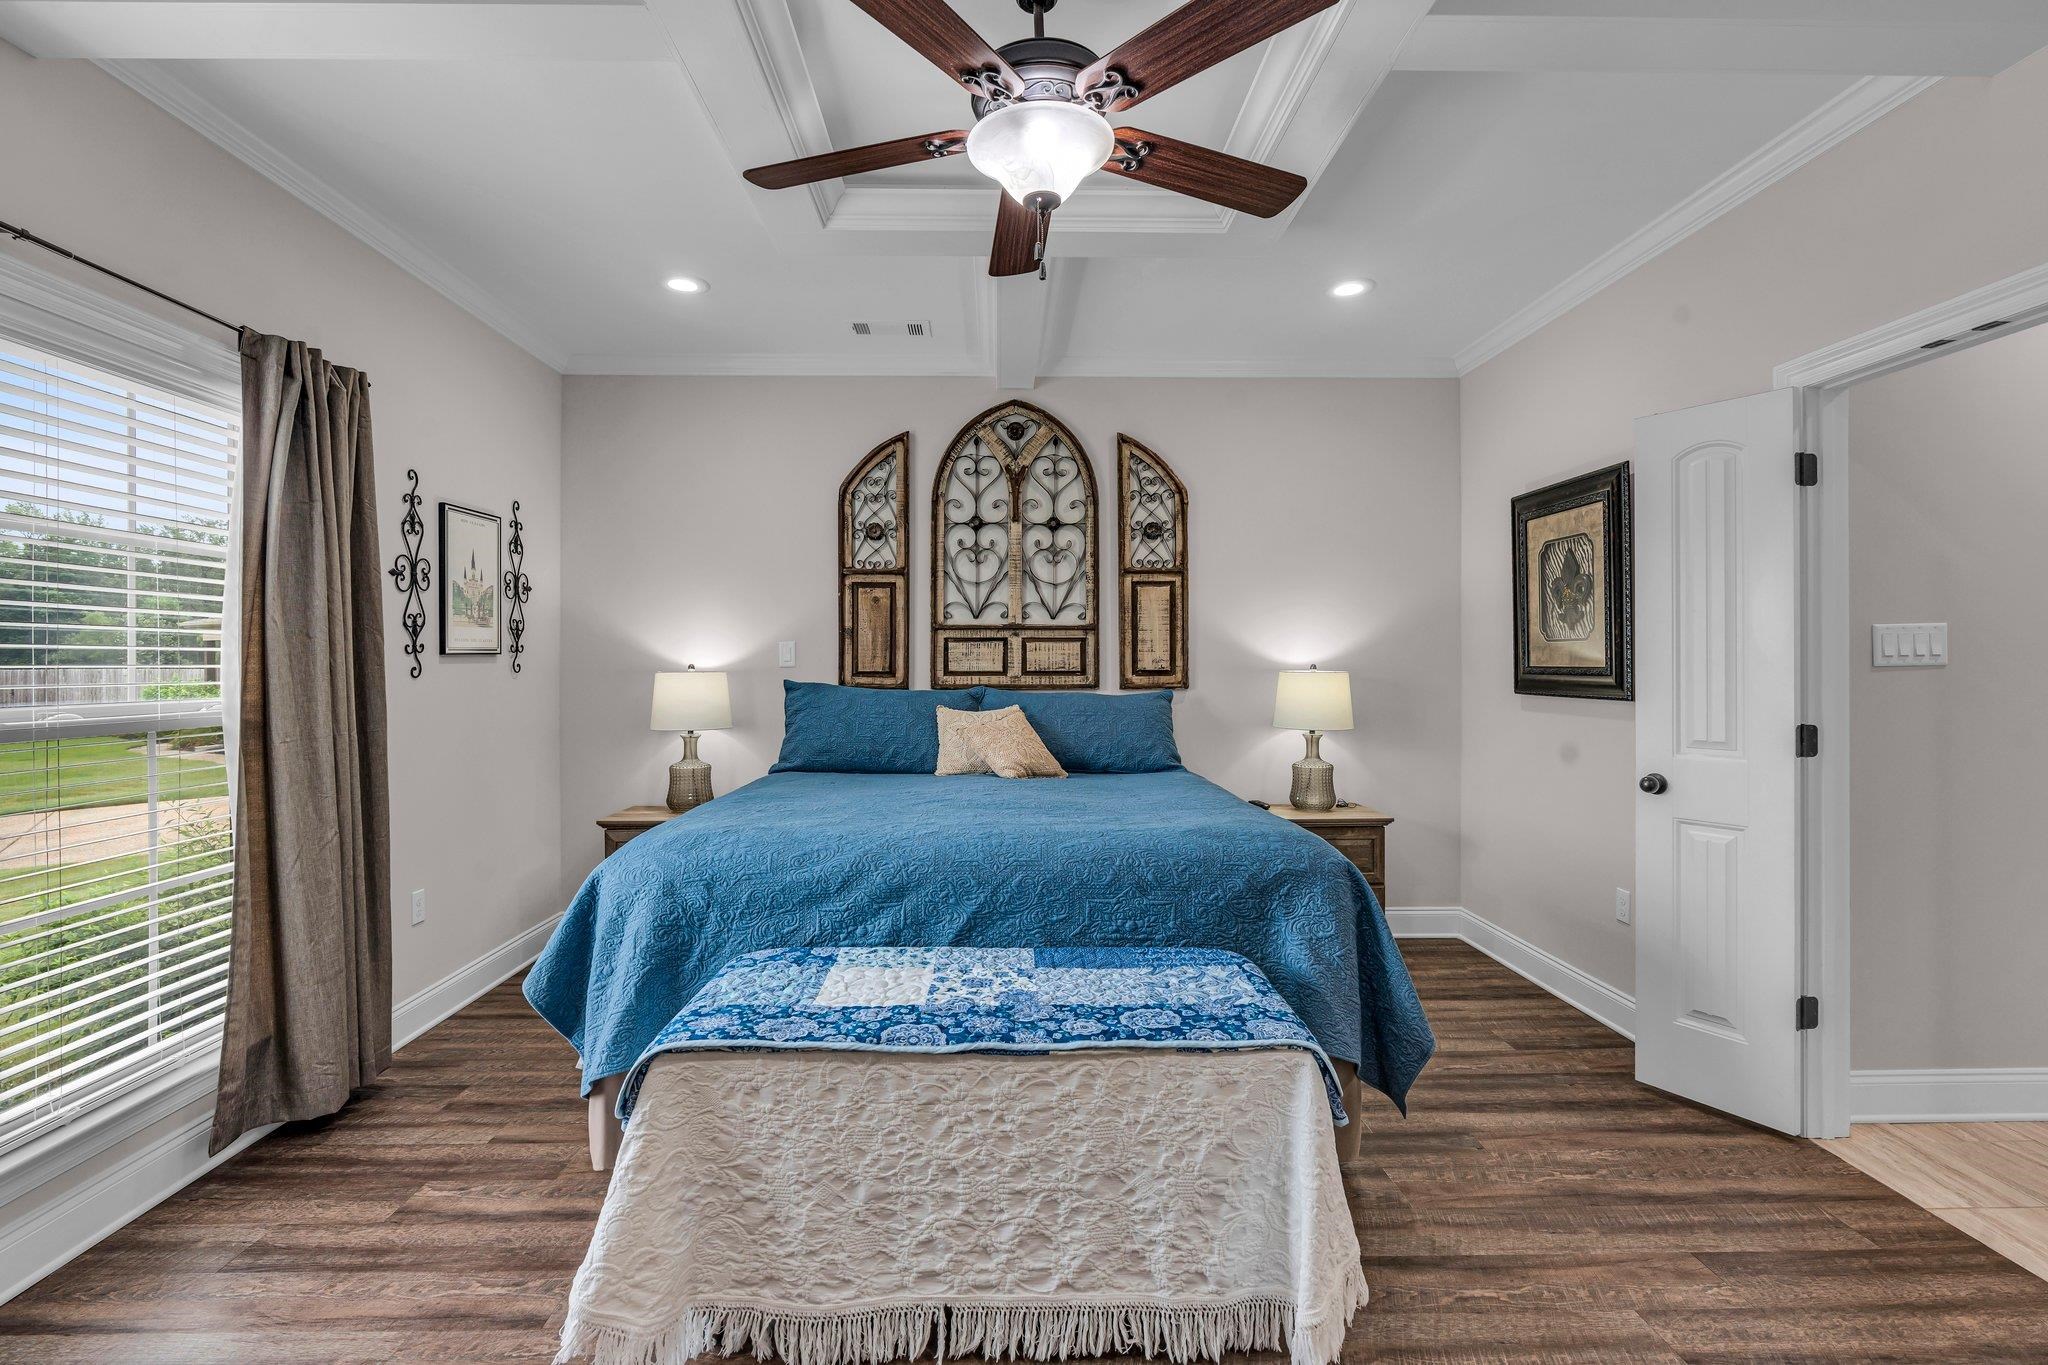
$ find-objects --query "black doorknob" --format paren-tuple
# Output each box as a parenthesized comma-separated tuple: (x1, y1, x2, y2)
(1639, 773, 1669, 795)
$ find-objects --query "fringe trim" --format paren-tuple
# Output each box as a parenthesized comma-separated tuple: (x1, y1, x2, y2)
(559, 1276, 1368, 1365)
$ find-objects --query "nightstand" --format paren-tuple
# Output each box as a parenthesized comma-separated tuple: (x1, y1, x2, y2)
(597, 805, 675, 858)
(1267, 804, 1391, 904)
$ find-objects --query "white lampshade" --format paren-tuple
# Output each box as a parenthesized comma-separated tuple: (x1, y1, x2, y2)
(1273, 667, 1353, 733)
(966, 101, 1116, 208)
(651, 668, 731, 732)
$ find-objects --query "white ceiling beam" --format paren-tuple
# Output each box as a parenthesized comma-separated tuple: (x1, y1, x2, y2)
(0, 1, 669, 61)
(1394, 15, 2048, 76)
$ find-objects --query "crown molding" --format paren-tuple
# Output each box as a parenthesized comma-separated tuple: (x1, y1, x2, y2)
(562, 351, 1459, 380)
(1046, 353, 1460, 380)
(97, 60, 571, 372)
(563, 352, 994, 377)
(1454, 75, 1937, 377)
(1774, 259, 2048, 390)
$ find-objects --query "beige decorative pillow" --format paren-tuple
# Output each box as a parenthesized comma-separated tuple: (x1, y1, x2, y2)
(934, 706, 994, 776)
(933, 705, 1068, 779)
(965, 706, 1068, 780)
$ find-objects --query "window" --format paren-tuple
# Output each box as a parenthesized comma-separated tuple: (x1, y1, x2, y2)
(0, 335, 239, 1153)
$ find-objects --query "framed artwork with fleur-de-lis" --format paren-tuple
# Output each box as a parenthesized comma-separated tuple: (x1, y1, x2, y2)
(1512, 462, 1632, 700)
(839, 433, 910, 688)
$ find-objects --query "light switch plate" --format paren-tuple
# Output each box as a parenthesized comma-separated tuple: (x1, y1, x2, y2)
(777, 640, 797, 667)
(1872, 622, 1948, 668)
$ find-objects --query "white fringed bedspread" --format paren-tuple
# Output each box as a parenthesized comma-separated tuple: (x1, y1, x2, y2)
(558, 1047, 1366, 1365)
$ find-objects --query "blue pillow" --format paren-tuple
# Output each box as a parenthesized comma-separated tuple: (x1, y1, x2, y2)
(977, 689, 1182, 773)
(771, 682, 984, 774)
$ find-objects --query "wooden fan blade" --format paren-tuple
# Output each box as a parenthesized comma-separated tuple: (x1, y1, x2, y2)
(849, 0, 1020, 94)
(989, 192, 1042, 277)
(1079, 0, 1340, 113)
(1102, 129, 1306, 218)
(744, 131, 966, 190)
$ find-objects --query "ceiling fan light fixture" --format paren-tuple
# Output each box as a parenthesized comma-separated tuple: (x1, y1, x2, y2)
(966, 100, 1115, 210)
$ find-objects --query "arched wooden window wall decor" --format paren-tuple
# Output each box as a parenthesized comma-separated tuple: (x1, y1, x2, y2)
(931, 402, 1098, 689)
(839, 432, 910, 688)
(1117, 434, 1188, 690)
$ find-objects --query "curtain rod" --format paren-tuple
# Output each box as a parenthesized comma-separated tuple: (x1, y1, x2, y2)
(1, 218, 244, 337)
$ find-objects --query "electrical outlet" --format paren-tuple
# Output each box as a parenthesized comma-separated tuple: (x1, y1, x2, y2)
(777, 640, 797, 668)
(411, 889, 426, 926)
(1614, 888, 1631, 925)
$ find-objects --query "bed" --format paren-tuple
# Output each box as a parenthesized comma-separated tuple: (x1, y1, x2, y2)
(525, 759, 1435, 1161)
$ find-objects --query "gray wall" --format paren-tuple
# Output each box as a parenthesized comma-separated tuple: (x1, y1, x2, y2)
(1459, 49, 2048, 998)
(1848, 324, 2048, 1070)
(559, 376, 1463, 908)
(0, 42, 567, 1010)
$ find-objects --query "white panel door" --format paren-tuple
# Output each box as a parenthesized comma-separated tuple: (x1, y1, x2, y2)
(1634, 389, 1803, 1134)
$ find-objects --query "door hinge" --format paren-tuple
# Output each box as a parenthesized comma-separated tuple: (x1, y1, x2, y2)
(1795, 451, 1818, 487)
(1796, 995, 1820, 1030)
(1796, 723, 1819, 758)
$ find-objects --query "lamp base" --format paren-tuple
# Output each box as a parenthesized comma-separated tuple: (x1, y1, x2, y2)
(666, 732, 714, 813)
(1290, 730, 1336, 812)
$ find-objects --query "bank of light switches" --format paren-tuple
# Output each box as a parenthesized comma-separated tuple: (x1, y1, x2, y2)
(1871, 622, 1948, 668)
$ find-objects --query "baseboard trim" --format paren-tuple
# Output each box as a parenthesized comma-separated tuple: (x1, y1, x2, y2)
(1849, 1068, 2048, 1123)
(1389, 906, 1636, 1041)
(0, 1106, 273, 1306)
(0, 913, 563, 1305)
(392, 912, 564, 1050)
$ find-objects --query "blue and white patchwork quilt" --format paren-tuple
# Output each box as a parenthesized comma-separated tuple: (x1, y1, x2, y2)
(618, 946, 1348, 1126)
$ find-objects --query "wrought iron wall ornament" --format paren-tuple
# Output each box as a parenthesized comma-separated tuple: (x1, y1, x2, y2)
(1117, 435, 1188, 689)
(502, 499, 531, 674)
(931, 402, 1097, 689)
(387, 467, 431, 679)
(839, 434, 911, 688)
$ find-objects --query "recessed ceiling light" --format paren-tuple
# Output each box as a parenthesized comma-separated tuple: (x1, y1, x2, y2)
(665, 276, 708, 295)
(1330, 279, 1373, 299)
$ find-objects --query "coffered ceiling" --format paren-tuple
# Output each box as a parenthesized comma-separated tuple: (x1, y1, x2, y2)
(3, 0, 2045, 382)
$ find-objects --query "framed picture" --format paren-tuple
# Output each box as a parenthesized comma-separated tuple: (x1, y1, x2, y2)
(438, 502, 502, 656)
(1511, 462, 1632, 700)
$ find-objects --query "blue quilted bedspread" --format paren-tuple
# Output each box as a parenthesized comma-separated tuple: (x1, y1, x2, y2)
(523, 769, 1433, 1111)
(617, 946, 1350, 1126)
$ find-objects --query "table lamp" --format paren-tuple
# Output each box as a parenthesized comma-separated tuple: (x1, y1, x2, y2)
(651, 666, 732, 812)
(1274, 665, 1353, 812)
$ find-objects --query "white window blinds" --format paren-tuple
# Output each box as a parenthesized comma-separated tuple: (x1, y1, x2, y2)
(0, 336, 239, 1153)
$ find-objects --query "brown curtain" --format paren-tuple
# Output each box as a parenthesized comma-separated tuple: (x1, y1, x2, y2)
(210, 330, 392, 1155)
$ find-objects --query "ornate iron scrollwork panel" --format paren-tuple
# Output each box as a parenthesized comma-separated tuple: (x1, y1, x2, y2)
(1117, 435, 1188, 689)
(387, 467, 431, 679)
(502, 498, 531, 674)
(840, 434, 911, 688)
(931, 402, 1097, 689)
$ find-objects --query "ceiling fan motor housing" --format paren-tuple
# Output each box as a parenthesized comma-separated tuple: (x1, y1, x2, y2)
(970, 37, 1101, 118)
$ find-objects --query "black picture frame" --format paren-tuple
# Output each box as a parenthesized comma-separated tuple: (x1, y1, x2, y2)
(1511, 462, 1632, 700)
(438, 501, 503, 656)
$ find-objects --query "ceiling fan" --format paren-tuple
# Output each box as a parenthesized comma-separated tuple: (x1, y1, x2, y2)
(742, 0, 1339, 278)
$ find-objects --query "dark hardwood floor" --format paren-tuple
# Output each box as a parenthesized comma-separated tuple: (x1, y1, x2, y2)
(3, 940, 2044, 1362)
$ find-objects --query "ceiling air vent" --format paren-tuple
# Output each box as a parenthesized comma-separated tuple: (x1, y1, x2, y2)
(849, 321, 933, 338)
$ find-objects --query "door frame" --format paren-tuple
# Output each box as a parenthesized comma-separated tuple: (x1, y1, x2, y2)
(1772, 261, 2048, 1137)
